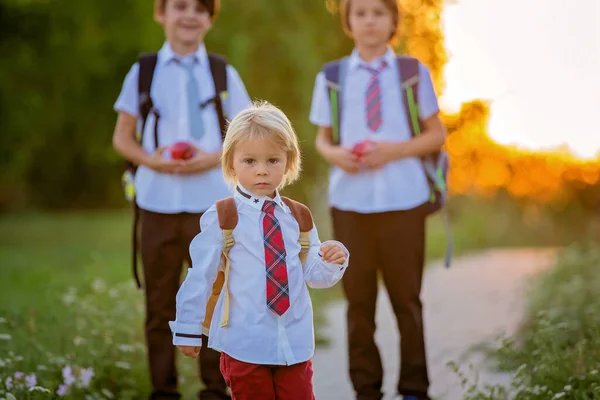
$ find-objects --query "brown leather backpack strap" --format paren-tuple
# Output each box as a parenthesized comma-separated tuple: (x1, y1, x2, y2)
(281, 197, 314, 231)
(215, 197, 238, 230)
(203, 197, 238, 334)
(281, 197, 314, 267)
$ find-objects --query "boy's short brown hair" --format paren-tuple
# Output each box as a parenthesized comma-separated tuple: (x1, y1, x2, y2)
(327, 0, 400, 41)
(155, 0, 221, 21)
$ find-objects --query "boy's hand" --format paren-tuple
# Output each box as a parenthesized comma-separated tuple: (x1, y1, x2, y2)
(146, 146, 184, 174)
(177, 345, 201, 358)
(360, 141, 399, 169)
(326, 147, 360, 174)
(320, 242, 347, 265)
(175, 145, 220, 175)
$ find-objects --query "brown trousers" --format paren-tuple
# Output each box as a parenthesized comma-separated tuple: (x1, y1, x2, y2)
(331, 205, 430, 400)
(140, 209, 229, 400)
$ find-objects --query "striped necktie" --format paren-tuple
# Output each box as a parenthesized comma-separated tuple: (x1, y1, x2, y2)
(361, 61, 387, 132)
(262, 200, 290, 316)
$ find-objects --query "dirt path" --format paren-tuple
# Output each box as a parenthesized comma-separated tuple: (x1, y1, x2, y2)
(312, 248, 555, 400)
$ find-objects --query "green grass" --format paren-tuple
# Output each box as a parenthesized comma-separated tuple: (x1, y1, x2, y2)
(453, 243, 600, 399)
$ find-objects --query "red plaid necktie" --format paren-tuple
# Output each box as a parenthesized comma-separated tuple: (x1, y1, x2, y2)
(362, 61, 387, 132)
(262, 200, 290, 316)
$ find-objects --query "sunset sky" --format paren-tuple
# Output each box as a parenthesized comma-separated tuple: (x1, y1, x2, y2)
(440, 0, 600, 159)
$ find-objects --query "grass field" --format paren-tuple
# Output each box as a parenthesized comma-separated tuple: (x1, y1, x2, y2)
(0, 194, 594, 398)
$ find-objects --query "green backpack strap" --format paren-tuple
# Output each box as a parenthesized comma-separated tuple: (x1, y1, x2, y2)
(323, 57, 349, 145)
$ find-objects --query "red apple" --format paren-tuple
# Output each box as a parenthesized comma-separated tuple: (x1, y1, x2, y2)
(170, 141, 195, 160)
(352, 140, 374, 157)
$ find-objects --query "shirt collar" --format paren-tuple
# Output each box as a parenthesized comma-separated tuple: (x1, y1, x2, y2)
(157, 41, 208, 66)
(234, 184, 288, 213)
(348, 46, 396, 71)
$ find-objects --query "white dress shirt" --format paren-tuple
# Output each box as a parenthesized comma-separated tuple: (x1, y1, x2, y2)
(114, 42, 252, 213)
(169, 185, 349, 366)
(309, 47, 441, 213)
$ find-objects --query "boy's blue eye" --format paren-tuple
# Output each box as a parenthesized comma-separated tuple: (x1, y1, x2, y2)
(268, 158, 280, 164)
(243, 159, 255, 164)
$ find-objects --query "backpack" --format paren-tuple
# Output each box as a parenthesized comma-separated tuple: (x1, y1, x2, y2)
(122, 52, 229, 289)
(323, 55, 452, 267)
(201, 196, 314, 335)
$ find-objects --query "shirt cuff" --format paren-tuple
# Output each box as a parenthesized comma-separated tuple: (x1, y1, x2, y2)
(169, 321, 204, 346)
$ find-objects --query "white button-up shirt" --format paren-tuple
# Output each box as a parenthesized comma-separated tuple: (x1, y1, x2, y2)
(114, 42, 252, 213)
(309, 47, 441, 213)
(169, 185, 349, 366)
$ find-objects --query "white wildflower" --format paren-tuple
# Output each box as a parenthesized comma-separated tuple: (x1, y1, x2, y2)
(73, 336, 86, 346)
(91, 279, 106, 293)
(114, 361, 131, 370)
(101, 388, 114, 398)
(0, 318, 6, 324)
(28, 386, 51, 393)
(6, 393, 16, 400)
(553, 393, 566, 399)
(0, 334, 11, 341)
(117, 344, 134, 352)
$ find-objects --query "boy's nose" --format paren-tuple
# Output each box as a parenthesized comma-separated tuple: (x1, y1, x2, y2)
(256, 166, 268, 176)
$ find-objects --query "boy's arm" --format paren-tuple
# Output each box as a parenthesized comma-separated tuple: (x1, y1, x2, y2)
(112, 63, 182, 174)
(303, 225, 349, 289)
(310, 72, 360, 173)
(169, 207, 223, 347)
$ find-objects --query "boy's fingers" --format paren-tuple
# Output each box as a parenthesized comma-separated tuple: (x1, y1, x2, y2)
(320, 244, 335, 258)
(156, 146, 168, 155)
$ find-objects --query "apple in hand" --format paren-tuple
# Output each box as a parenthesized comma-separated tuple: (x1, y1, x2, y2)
(352, 140, 374, 158)
(169, 141, 195, 161)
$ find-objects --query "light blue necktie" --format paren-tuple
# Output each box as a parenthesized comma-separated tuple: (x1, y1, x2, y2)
(179, 56, 205, 140)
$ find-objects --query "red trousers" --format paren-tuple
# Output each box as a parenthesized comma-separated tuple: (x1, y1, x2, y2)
(220, 353, 315, 400)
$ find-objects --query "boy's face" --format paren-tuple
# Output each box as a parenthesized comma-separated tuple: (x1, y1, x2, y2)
(155, 0, 212, 49)
(231, 136, 288, 198)
(347, 0, 395, 48)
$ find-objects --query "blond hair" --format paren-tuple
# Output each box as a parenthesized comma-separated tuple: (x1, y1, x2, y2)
(326, 0, 400, 41)
(221, 101, 302, 189)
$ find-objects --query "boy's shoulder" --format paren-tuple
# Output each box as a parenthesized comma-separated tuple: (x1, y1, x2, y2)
(280, 197, 313, 232)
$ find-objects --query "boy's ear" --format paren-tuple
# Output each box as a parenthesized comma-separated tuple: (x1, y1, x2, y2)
(154, 0, 166, 24)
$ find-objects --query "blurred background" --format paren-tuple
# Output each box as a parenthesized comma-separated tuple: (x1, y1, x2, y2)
(1, 0, 599, 398)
